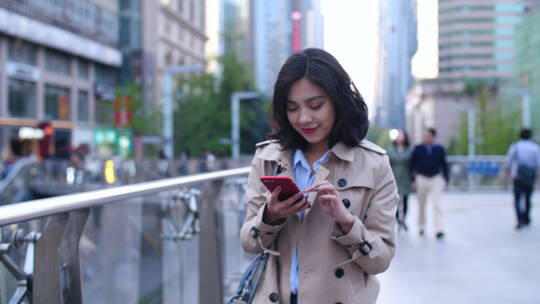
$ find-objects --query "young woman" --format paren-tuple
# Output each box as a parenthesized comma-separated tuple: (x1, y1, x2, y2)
(387, 129, 413, 231)
(240, 48, 398, 304)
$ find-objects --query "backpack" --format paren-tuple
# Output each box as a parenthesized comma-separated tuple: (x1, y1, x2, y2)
(516, 145, 537, 187)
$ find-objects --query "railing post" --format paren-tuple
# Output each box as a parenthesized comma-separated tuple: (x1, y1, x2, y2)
(199, 180, 224, 303)
(33, 209, 89, 304)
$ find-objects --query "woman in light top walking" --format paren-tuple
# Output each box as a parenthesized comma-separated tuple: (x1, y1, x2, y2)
(387, 129, 413, 231)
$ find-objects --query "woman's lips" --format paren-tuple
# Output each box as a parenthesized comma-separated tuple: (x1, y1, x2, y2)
(301, 127, 318, 134)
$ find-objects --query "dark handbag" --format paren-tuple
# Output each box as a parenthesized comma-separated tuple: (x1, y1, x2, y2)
(517, 164, 536, 187)
(515, 146, 537, 187)
(228, 252, 269, 304)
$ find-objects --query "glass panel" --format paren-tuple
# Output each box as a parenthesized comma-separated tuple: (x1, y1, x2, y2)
(8, 78, 36, 118)
(496, 3, 524, 12)
(95, 99, 113, 125)
(45, 85, 71, 120)
(78, 60, 89, 79)
(496, 15, 522, 24)
(78, 91, 89, 122)
(45, 50, 71, 75)
(8, 39, 37, 66)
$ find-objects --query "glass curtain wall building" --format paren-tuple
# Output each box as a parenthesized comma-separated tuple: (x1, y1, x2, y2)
(374, 0, 418, 129)
(513, 8, 540, 136)
(438, 0, 531, 81)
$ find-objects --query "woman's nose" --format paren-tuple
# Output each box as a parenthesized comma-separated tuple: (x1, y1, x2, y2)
(299, 109, 312, 124)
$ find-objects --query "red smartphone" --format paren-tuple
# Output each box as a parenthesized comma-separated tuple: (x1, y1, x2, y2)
(260, 176, 301, 201)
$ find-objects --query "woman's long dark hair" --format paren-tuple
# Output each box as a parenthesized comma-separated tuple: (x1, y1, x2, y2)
(268, 48, 369, 151)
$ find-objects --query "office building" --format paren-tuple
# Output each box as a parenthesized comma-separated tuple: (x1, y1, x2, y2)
(0, 0, 121, 157)
(374, 0, 418, 129)
(438, 0, 531, 81)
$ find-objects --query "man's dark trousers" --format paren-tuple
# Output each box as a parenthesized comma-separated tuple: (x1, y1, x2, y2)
(513, 179, 533, 225)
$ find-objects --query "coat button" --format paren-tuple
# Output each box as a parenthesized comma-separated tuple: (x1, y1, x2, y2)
(335, 268, 345, 278)
(250, 227, 260, 239)
(338, 178, 347, 187)
(342, 199, 351, 208)
(269, 292, 279, 302)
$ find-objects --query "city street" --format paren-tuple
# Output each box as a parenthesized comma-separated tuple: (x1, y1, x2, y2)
(378, 191, 540, 304)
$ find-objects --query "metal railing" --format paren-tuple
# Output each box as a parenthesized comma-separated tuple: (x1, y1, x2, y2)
(446, 155, 528, 190)
(0, 167, 252, 303)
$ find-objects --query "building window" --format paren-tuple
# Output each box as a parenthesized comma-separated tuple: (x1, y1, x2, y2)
(45, 49, 71, 75)
(495, 52, 513, 60)
(78, 90, 89, 122)
(8, 78, 36, 118)
(496, 4, 524, 12)
(45, 85, 71, 120)
(95, 64, 116, 84)
(496, 28, 515, 36)
(95, 100, 113, 125)
(496, 16, 522, 24)
(496, 40, 514, 48)
(78, 59, 89, 79)
(8, 39, 37, 66)
(165, 52, 173, 66)
(120, 16, 131, 46)
(165, 17, 172, 33)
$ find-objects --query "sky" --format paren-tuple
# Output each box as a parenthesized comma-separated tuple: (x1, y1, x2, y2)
(322, 0, 439, 113)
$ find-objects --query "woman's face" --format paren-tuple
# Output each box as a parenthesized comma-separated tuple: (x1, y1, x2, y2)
(395, 130, 406, 145)
(286, 77, 335, 149)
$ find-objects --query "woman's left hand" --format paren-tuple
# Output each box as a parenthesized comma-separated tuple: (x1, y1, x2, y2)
(304, 181, 355, 233)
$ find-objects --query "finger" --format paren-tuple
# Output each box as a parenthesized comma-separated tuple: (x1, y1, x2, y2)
(268, 186, 282, 205)
(319, 194, 338, 201)
(284, 198, 308, 215)
(303, 181, 329, 192)
(281, 191, 306, 208)
(315, 184, 338, 195)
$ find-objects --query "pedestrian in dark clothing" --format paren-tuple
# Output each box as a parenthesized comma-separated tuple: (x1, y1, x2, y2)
(388, 129, 413, 231)
(410, 128, 449, 239)
(505, 128, 540, 229)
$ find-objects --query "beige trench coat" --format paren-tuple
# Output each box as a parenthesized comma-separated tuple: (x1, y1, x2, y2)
(240, 140, 398, 304)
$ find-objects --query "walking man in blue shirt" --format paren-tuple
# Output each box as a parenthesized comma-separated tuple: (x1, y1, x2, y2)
(410, 128, 449, 239)
(505, 128, 540, 229)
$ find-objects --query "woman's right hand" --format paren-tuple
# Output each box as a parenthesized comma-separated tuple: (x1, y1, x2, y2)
(262, 187, 310, 225)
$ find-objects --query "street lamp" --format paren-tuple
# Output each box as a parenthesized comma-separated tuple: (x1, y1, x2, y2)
(162, 65, 205, 159)
(502, 88, 531, 128)
(231, 91, 259, 159)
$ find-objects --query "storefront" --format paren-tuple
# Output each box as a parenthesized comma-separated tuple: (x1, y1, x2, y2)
(94, 128, 133, 158)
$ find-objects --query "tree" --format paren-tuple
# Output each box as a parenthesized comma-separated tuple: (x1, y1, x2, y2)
(448, 80, 520, 155)
(174, 55, 269, 157)
(116, 83, 160, 136)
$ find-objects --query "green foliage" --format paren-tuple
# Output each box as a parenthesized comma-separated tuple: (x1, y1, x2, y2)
(116, 83, 160, 136)
(449, 82, 521, 155)
(448, 112, 468, 155)
(366, 125, 391, 148)
(174, 55, 269, 157)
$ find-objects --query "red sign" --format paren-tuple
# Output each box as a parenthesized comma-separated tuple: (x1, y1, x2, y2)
(292, 11, 302, 53)
(114, 97, 133, 128)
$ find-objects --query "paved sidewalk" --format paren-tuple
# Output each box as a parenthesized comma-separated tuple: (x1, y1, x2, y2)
(378, 191, 540, 304)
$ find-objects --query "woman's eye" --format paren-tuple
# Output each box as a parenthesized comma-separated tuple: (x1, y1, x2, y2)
(311, 103, 323, 110)
(286, 106, 298, 112)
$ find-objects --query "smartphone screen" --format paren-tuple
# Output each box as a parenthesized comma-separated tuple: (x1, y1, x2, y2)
(260, 176, 301, 201)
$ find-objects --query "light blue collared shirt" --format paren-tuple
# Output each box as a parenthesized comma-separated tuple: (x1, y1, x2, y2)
(505, 139, 540, 178)
(290, 149, 329, 295)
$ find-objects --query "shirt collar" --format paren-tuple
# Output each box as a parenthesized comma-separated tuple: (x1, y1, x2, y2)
(293, 149, 330, 170)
